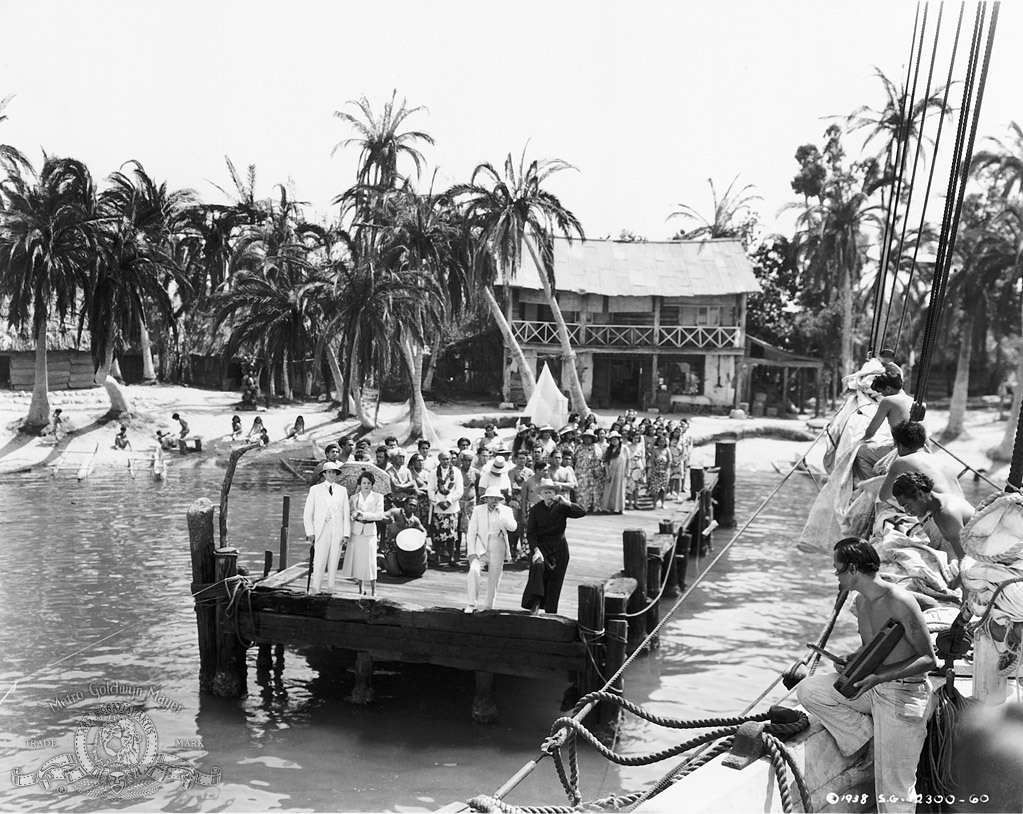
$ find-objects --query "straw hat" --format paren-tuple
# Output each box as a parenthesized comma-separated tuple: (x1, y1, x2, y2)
(482, 485, 505, 499)
(580, 429, 596, 440)
(539, 477, 559, 491)
(321, 461, 341, 472)
(490, 456, 508, 472)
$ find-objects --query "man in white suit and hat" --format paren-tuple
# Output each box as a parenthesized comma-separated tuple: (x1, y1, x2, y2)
(464, 485, 518, 612)
(303, 462, 351, 593)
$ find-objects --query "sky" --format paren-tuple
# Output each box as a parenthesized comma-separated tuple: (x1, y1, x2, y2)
(1, 1, 1020, 241)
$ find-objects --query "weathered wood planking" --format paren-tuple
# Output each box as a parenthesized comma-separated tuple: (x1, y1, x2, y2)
(252, 479, 716, 625)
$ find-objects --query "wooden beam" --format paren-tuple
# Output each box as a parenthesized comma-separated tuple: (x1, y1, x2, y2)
(187, 498, 217, 694)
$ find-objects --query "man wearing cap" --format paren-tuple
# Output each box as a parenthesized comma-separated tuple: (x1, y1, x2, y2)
(310, 442, 342, 484)
(477, 455, 512, 505)
(303, 462, 351, 593)
(465, 485, 518, 612)
(524, 478, 586, 614)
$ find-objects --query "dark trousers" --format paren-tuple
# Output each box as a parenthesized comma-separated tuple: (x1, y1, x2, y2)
(537, 536, 570, 614)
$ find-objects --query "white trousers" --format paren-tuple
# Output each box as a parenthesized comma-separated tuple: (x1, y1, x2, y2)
(466, 537, 507, 610)
(796, 673, 934, 814)
(310, 520, 343, 592)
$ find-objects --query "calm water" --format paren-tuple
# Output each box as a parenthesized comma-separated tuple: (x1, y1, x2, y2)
(0, 461, 979, 812)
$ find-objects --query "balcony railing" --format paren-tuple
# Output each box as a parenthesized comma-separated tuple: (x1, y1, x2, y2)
(511, 320, 741, 350)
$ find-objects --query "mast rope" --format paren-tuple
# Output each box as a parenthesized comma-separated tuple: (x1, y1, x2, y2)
(893, 1, 969, 353)
(869, 1, 924, 354)
(879, 2, 947, 347)
(871, 1, 927, 354)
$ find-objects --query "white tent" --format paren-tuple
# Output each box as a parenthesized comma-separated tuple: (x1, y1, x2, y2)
(524, 362, 569, 429)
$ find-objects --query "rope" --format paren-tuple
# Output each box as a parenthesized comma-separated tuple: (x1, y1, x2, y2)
(880, 1, 946, 347)
(871, 0, 927, 353)
(912, 2, 984, 408)
(765, 733, 814, 814)
(1008, 366, 1023, 488)
(619, 538, 677, 618)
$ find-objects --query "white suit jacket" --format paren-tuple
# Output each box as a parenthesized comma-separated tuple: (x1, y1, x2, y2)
(466, 503, 517, 558)
(350, 490, 386, 537)
(303, 481, 351, 539)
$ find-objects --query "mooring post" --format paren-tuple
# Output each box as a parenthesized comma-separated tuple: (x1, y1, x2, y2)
(577, 582, 606, 707)
(348, 652, 374, 705)
(701, 490, 714, 555)
(676, 531, 692, 591)
(472, 671, 497, 724)
(598, 618, 628, 738)
(973, 631, 1008, 705)
(663, 543, 680, 599)
(188, 498, 217, 693)
(212, 547, 247, 697)
(689, 466, 705, 502)
(714, 440, 736, 528)
(623, 529, 648, 653)
(645, 553, 662, 648)
(279, 495, 290, 571)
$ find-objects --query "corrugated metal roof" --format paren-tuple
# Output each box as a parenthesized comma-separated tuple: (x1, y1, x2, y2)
(513, 237, 761, 298)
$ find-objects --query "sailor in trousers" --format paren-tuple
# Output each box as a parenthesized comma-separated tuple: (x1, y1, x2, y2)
(464, 485, 518, 612)
(303, 462, 351, 593)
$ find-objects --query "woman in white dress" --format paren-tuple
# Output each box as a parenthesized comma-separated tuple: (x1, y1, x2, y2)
(341, 471, 387, 596)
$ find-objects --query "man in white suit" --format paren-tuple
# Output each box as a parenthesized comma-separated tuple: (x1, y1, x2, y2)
(303, 462, 351, 593)
(464, 485, 518, 612)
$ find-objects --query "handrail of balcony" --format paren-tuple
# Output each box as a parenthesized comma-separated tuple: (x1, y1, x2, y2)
(511, 320, 740, 349)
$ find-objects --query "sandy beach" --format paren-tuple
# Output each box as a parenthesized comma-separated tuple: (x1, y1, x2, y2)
(0, 384, 1011, 487)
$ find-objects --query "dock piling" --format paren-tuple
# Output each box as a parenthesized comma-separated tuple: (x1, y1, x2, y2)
(472, 672, 497, 724)
(597, 618, 628, 738)
(348, 652, 374, 705)
(279, 496, 290, 571)
(212, 547, 247, 697)
(645, 553, 662, 647)
(713, 441, 736, 528)
(623, 530, 648, 653)
(188, 498, 217, 694)
(577, 582, 606, 705)
(675, 532, 692, 591)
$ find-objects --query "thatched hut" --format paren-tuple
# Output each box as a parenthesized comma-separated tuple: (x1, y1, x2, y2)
(0, 324, 98, 391)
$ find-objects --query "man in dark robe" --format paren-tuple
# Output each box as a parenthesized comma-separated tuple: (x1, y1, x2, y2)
(523, 478, 586, 614)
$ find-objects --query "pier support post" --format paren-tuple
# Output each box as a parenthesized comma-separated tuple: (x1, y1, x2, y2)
(472, 671, 497, 724)
(645, 553, 662, 648)
(279, 495, 290, 571)
(597, 619, 628, 740)
(578, 582, 606, 703)
(213, 547, 247, 697)
(188, 498, 217, 694)
(623, 530, 648, 653)
(676, 532, 692, 590)
(713, 440, 736, 528)
(689, 466, 705, 501)
(348, 652, 374, 705)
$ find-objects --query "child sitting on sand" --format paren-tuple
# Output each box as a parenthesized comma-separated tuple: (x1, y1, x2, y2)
(113, 425, 132, 450)
(248, 416, 264, 440)
(231, 415, 243, 440)
(286, 415, 306, 439)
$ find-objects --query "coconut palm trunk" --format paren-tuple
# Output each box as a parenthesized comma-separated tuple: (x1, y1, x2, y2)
(94, 323, 134, 415)
(421, 332, 444, 392)
(942, 309, 975, 442)
(25, 316, 51, 433)
(139, 316, 157, 381)
(483, 287, 536, 402)
(346, 350, 375, 429)
(325, 343, 345, 402)
(281, 349, 292, 400)
(524, 239, 588, 414)
(993, 353, 1023, 463)
(400, 335, 437, 442)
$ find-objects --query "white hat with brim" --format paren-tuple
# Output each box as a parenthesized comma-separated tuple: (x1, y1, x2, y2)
(482, 485, 505, 499)
(490, 456, 508, 472)
(539, 478, 559, 492)
(321, 462, 342, 472)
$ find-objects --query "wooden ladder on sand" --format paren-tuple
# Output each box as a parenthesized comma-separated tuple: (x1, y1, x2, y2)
(50, 441, 99, 480)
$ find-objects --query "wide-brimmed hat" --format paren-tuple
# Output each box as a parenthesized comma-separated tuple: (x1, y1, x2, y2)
(482, 485, 505, 499)
(608, 430, 622, 439)
(581, 429, 596, 440)
(538, 425, 555, 433)
(539, 477, 559, 491)
(490, 456, 507, 472)
(321, 461, 342, 472)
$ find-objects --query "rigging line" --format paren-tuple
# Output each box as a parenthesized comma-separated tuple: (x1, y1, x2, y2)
(872, 1, 928, 353)
(895, 1, 969, 353)
(922, 0, 1000, 393)
(928, 435, 1002, 491)
(914, 2, 986, 408)
(487, 426, 829, 803)
(880, 1, 947, 347)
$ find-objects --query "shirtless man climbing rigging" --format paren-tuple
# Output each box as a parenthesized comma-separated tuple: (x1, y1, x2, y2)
(879, 420, 963, 503)
(854, 369, 914, 480)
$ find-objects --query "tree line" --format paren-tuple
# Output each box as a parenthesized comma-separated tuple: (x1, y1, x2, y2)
(2, 76, 1023, 450)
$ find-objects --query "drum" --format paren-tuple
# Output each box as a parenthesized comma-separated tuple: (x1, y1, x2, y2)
(395, 528, 428, 577)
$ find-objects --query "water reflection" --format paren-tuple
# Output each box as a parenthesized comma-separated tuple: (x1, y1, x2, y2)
(0, 466, 995, 811)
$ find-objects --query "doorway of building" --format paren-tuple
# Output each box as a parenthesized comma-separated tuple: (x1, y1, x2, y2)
(592, 355, 645, 409)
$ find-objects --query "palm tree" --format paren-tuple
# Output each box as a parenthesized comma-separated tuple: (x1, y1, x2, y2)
(973, 122, 1023, 201)
(0, 95, 29, 174)
(0, 156, 97, 432)
(100, 161, 195, 383)
(451, 150, 587, 411)
(667, 175, 761, 244)
(214, 186, 327, 400)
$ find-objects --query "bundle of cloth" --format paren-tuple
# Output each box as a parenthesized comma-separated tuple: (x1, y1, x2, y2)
(960, 491, 1023, 675)
(798, 359, 888, 553)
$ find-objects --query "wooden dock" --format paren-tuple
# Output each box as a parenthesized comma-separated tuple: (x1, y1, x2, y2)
(189, 445, 736, 725)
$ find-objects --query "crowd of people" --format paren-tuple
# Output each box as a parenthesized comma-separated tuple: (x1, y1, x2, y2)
(300, 409, 697, 612)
